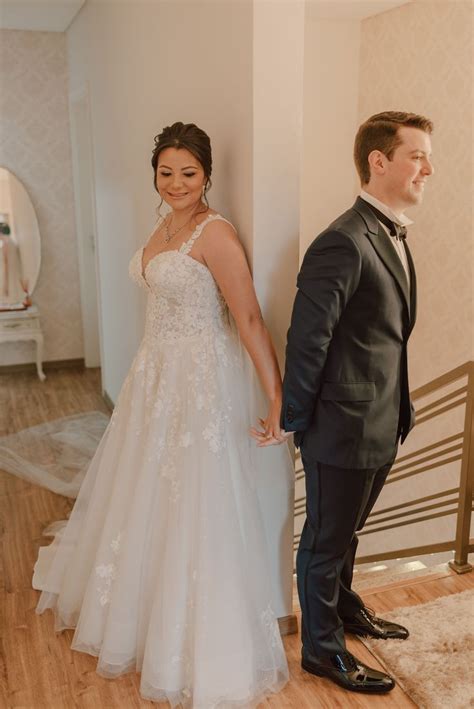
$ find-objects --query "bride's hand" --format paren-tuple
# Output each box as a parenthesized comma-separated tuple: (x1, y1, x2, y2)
(249, 400, 292, 447)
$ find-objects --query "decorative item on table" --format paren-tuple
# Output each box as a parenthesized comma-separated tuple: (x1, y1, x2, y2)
(0, 218, 11, 236)
(20, 277, 31, 308)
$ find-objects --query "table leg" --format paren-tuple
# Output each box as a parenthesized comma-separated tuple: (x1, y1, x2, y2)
(34, 333, 46, 381)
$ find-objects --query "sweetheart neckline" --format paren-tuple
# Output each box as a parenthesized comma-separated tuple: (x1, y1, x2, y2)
(140, 212, 229, 283)
(141, 248, 211, 284)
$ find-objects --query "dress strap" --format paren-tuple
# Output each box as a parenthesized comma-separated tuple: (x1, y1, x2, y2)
(179, 214, 235, 255)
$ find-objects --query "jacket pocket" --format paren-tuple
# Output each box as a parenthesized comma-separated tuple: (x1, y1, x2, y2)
(320, 381, 376, 402)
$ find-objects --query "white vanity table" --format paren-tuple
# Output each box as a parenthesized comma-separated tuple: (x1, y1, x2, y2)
(0, 305, 45, 381)
(0, 167, 44, 380)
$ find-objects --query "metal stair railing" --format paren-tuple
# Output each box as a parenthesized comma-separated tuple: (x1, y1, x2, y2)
(293, 361, 474, 573)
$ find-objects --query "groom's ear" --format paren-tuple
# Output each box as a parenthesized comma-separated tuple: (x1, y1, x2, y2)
(367, 149, 388, 179)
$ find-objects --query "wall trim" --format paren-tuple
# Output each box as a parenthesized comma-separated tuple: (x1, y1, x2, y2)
(0, 358, 85, 375)
(278, 613, 298, 636)
(102, 388, 114, 412)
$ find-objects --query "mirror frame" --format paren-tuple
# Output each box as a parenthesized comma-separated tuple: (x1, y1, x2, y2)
(0, 166, 41, 305)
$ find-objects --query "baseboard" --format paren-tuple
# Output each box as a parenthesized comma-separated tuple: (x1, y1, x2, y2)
(0, 358, 85, 375)
(359, 568, 453, 597)
(102, 389, 115, 412)
(278, 613, 298, 636)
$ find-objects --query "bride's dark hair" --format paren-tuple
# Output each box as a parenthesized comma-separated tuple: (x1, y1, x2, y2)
(151, 122, 213, 206)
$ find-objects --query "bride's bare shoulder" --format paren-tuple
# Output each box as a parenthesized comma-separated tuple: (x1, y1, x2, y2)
(201, 214, 238, 242)
(194, 208, 218, 224)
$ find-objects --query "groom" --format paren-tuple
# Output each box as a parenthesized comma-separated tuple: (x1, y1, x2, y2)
(281, 111, 434, 693)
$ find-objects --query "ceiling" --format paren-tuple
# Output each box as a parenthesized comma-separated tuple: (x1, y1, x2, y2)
(0, 0, 86, 32)
(0, 0, 414, 33)
(306, 0, 414, 21)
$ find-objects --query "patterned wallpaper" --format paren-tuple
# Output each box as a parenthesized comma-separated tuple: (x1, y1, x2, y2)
(0, 30, 83, 365)
(359, 0, 473, 390)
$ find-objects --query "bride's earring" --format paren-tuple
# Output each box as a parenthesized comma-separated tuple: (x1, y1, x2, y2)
(202, 179, 211, 209)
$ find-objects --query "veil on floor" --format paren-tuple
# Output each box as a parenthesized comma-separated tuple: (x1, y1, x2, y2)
(0, 411, 110, 499)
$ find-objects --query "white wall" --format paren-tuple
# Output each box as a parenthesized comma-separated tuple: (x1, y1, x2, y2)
(299, 16, 361, 256)
(67, 0, 254, 401)
(252, 0, 304, 362)
(0, 30, 83, 365)
(251, 0, 305, 618)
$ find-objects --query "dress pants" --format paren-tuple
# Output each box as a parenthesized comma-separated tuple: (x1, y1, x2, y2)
(296, 455, 393, 657)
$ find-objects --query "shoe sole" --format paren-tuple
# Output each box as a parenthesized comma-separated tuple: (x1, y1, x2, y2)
(344, 625, 409, 640)
(301, 660, 395, 694)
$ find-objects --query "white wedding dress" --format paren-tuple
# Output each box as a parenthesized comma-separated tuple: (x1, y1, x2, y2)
(33, 214, 291, 708)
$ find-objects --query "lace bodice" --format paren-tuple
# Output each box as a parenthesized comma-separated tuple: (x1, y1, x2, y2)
(129, 214, 231, 345)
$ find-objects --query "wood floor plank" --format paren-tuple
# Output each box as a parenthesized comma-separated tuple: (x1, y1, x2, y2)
(1, 366, 472, 707)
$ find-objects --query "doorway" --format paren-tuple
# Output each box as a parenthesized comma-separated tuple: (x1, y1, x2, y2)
(69, 85, 102, 369)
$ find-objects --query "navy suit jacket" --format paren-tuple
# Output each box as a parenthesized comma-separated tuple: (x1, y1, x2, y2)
(281, 197, 417, 470)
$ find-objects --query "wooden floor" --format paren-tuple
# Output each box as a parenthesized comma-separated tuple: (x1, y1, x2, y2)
(1, 367, 473, 708)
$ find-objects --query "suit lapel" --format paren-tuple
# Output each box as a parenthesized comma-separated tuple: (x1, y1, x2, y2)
(353, 197, 411, 322)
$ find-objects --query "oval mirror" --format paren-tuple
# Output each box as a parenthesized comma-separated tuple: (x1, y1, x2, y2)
(0, 166, 41, 309)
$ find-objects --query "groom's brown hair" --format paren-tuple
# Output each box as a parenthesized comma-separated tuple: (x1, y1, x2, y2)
(354, 111, 433, 185)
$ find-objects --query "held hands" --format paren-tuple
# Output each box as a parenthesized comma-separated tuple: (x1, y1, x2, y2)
(249, 399, 293, 447)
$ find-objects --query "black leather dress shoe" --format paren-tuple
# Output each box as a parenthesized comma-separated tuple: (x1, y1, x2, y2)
(343, 606, 409, 640)
(301, 650, 394, 693)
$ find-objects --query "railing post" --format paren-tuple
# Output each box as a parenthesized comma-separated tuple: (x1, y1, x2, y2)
(449, 362, 474, 574)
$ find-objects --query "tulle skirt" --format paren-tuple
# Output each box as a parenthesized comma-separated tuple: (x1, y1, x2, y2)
(31, 327, 292, 707)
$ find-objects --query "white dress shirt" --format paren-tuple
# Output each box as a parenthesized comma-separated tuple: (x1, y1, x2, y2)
(360, 190, 411, 288)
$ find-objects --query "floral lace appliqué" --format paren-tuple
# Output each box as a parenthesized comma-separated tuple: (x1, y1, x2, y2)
(126, 215, 242, 463)
(261, 603, 281, 648)
(95, 531, 122, 606)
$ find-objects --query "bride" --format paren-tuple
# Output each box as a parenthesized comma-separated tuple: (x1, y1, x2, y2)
(33, 122, 293, 707)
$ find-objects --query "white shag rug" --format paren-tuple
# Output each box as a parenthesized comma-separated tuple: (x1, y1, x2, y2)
(363, 589, 474, 708)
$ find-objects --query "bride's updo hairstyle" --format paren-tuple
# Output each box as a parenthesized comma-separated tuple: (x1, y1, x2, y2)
(151, 122, 213, 204)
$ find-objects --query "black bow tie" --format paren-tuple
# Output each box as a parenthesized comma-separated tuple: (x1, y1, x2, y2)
(363, 201, 407, 241)
(393, 224, 407, 241)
